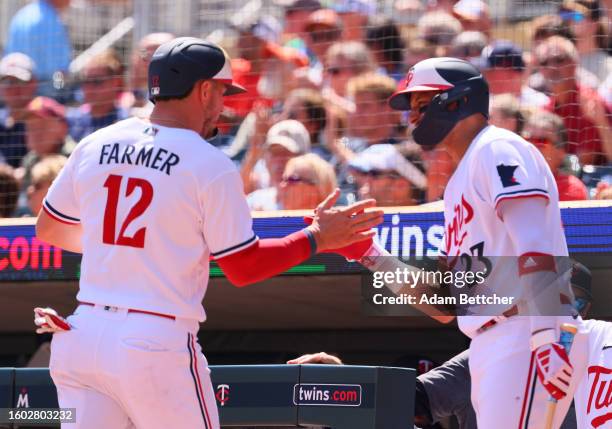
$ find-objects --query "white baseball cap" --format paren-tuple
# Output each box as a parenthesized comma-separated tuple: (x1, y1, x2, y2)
(0, 53, 35, 82)
(265, 120, 311, 154)
(348, 144, 427, 190)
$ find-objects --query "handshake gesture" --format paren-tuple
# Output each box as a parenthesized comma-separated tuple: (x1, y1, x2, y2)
(304, 189, 382, 260)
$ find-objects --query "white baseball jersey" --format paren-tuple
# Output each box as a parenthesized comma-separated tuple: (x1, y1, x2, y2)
(43, 117, 257, 321)
(573, 319, 612, 429)
(441, 125, 569, 338)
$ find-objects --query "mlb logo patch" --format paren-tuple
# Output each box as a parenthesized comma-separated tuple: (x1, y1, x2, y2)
(496, 164, 520, 187)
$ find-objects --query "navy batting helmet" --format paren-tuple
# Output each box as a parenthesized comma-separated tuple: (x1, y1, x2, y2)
(148, 37, 246, 103)
(388, 57, 489, 147)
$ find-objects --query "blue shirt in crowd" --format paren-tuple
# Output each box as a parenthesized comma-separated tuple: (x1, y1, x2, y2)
(67, 105, 129, 142)
(5, 0, 71, 90)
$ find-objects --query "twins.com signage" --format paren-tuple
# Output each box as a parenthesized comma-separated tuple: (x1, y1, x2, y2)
(0, 205, 610, 281)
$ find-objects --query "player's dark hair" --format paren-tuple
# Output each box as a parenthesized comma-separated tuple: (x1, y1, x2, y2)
(151, 79, 205, 103)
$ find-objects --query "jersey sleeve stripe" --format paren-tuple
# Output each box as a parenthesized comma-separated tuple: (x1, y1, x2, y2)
(494, 194, 550, 211)
(493, 188, 549, 203)
(212, 234, 258, 259)
(42, 200, 80, 224)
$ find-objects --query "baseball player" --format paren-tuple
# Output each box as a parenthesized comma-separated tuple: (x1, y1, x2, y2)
(383, 57, 587, 429)
(34, 37, 383, 429)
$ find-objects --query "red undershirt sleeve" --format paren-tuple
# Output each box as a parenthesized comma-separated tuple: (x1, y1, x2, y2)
(215, 229, 317, 287)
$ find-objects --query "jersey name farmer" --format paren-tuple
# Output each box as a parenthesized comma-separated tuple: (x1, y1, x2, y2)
(43, 117, 257, 321)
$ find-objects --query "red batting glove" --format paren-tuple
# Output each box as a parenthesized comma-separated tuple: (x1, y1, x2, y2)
(303, 216, 374, 261)
(535, 342, 573, 400)
(33, 307, 71, 334)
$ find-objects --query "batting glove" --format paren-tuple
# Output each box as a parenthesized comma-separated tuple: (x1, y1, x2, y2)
(534, 342, 573, 400)
(33, 307, 71, 334)
(303, 216, 373, 261)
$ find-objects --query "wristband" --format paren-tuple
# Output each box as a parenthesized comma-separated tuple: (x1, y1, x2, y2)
(303, 228, 318, 256)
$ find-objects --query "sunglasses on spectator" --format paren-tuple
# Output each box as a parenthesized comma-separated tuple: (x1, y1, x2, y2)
(310, 31, 340, 43)
(559, 10, 585, 22)
(538, 55, 571, 67)
(282, 174, 318, 186)
(81, 75, 113, 86)
(358, 169, 404, 180)
(326, 66, 354, 76)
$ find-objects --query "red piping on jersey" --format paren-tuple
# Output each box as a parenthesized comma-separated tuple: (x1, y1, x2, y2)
(215, 229, 312, 287)
(42, 204, 77, 226)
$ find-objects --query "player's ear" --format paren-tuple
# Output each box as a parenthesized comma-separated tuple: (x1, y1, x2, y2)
(198, 80, 213, 102)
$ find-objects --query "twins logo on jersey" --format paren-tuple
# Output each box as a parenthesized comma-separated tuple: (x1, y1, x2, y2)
(496, 164, 520, 188)
(444, 194, 474, 262)
(586, 365, 612, 428)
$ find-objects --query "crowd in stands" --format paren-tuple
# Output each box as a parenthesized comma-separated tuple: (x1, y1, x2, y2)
(0, 0, 610, 218)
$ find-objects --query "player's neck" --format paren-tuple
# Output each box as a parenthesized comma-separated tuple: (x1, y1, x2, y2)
(149, 103, 202, 134)
(444, 118, 488, 163)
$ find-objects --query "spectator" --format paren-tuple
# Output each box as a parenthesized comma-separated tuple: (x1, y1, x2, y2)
(0, 53, 38, 167)
(325, 41, 376, 98)
(122, 32, 175, 115)
(0, 164, 19, 217)
(249, 153, 336, 210)
(278, 0, 321, 39)
(489, 94, 525, 135)
(278, 89, 331, 160)
(241, 119, 311, 196)
(534, 36, 611, 165)
(348, 144, 426, 206)
(332, 0, 376, 41)
(449, 31, 488, 66)
(529, 14, 600, 91)
(559, 0, 612, 83)
(19, 96, 75, 196)
(304, 9, 343, 69)
(365, 17, 406, 81)
(417, 11, 463, 57)
(531, 14, 576, 46)
(26, 154, 66, 215)
(405, 38, 437, 70)
(481, 40, 551, 109)
(452, 0, 492, 36)
(339, 73, 401, 157)
(68, 49, 128, 142)
(595, 182, 612, 199)
(278, 0, 322, 65)
(279, 154, 336, 209)
(227, 15, 307, 119)
(523, 110, 588, 201)
(5, 0, 71, 98)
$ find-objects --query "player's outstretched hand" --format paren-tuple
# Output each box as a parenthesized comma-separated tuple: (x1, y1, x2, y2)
(303, 216, 374, 261)
(535, 342, 573, 400)
(287, 352, 343, 365)
(307, 189, 383, 253)
(33, 307, 71, 334)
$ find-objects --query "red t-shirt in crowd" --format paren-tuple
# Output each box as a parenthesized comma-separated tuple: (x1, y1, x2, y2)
(555, 173, 588, 201)
(552, 84, 610, 165)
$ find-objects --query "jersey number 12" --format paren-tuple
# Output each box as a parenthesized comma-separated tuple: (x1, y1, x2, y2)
(103, 174, 153, 248)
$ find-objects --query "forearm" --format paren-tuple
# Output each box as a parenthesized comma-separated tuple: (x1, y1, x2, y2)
(359, 241, 456, 323)
(216, 229, 315, 287)
(36, 210, 83, 254)
(499, 198, 569, 337)
(239, 140, 264, 194)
